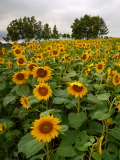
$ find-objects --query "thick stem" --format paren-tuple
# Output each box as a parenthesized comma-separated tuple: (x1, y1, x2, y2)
(46, 142, 50, 160)
(77, 97, 81, 113)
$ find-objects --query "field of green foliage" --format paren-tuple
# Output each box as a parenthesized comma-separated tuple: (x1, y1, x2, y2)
(1, 38, 120, 160)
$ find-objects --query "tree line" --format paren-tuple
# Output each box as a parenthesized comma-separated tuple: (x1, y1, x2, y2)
(3, 15, 109, 42)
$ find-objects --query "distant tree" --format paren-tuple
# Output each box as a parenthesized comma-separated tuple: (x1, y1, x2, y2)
(42, 23, 51, 40)
(71, 14, 109, 39)
(35, 21, 43, 42)
(51, 25, 59, 39)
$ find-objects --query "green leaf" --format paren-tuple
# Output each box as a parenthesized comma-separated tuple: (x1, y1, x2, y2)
(102, 144, 118, 160)
(0, 81, 6, 90)
(87, 94, 103, 105)
(75, 130, 90, 151)
(5, 130, 20, 140)
(66, 71, 77, 77)
(97, 93, 111, 101)
(10, 85, 19, 92)
(53, 88, 69, 97)
(18, 133, 45, 158)
(109, 127, 120, 140)
(68, 112, 86, 130)
(27, 96, 39, 106)
(53, 97, 71, 104)
(3, 93, 17, 107)
(114, 85, 120, 93)
(16, 84, 30, 96)
(92, 152, 102, 160)
(57, 140, 77, 157)
(87, 121, 103, 135)
(94, 84, 106, 90)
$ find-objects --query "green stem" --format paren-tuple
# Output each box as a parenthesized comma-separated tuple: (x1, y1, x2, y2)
(46, 100, 48, 111)
(46, 142, 50, 160)
(77, 97, 81, 113)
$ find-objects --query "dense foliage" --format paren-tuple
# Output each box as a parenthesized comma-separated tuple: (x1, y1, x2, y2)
(71, 14, 109, 39)
(1, 38, 120, 160)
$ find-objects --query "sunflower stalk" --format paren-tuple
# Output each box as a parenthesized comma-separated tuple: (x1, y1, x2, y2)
(77, 97, 81, 113)
(46, 142, 50, 160)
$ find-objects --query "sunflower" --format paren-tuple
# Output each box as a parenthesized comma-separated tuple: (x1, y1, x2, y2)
(30, 115, 61, 142)
(117, 103, 120, 112)
(112, 72, 120, 86)
(51, 49, 60, 57)
(26, 62, 37, 74)
(13, 47, 23, 56)
(12, 71, 29, 85)
(95, 62, 105, 72)
(12, 41, 18, 46)
(0, 124, 3, 132)
(20, 96, 31, 109)
(67, 82, 88, 98)
(32, 66, 52, 82)
(16, 55, 27, 66)
(33, 83, 52, 100)
(81, 52, 89, 62)
(6, 60, 13, 68)
(0, 58, 4, 64)
(106, 68, 111, 83)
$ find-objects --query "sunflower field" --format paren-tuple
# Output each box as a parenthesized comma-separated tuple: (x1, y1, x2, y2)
(1, 38, 120, 160)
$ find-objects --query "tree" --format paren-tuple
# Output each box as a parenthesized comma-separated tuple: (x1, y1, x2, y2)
(35, 21, 43, 42)
(42, 23, 51, 40)
(51, 25, 59, 39)
(71, 14, 109, 39)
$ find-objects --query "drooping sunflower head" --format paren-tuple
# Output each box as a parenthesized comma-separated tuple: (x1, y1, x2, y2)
(30, 114, 62, 143)
(32, 66, 52, 82)
(112, 72, 120, 86)
(6, 60, 13, 68)
(20, 96, 31, 109)
(12, 71, 29, 85)
(33, 83, 52, 100)
(95, 61, 105, 72)
(16, 55, 27, 66)
(67, 82, 88, 98)
(13, 47, 23, 56)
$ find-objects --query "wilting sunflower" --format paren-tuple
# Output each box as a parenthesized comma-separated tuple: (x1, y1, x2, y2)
(0, 124, 3, 132)
(20, 96, 31, 109)
(32, 66, 52, 82)
(33, 83, 52, 100)
(16, 55, 27, 66)
(95, 61, 105, 72)
(26, 62, 37, 74)
(112, 72, 120, 86)
(98, 136, 104, 155)
(12, 71, 29, 85)
(67, 82, 88, 98)
(13, 47, 23, 56)
(30, 114, 61, 142)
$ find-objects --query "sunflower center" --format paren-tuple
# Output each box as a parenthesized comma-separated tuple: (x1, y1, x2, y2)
(82, 54, 86, 60)
(37, 68, 47, 77)
(24, 98, 28, 105)
(16, 73, 24, 80)
(53, 50, 58, 55)
(29, 64, 36, 71)
(18, 58, 24, 64)
(16, 49, 21, 54)
(98, 64, 102, 69)
(73, 85, 83, 92)
(39, 121, 53, 133)
(115, 75, 120, 83)
(38, 86, 48, 96)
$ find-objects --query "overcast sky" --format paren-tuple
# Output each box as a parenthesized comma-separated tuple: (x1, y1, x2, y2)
(0, 0, 120, 42)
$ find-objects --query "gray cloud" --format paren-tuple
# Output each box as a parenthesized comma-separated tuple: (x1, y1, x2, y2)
(1, 0, 120, 42)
